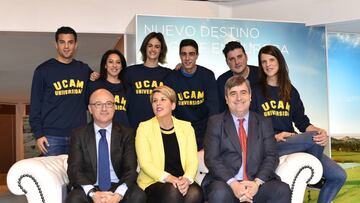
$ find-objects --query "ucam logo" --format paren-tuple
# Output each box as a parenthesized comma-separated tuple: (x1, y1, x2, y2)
(53, 79, 84, 90)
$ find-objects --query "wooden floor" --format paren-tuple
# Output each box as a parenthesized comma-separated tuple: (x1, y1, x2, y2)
(0, 173, 9, 194)
(0, 185, 9, 194)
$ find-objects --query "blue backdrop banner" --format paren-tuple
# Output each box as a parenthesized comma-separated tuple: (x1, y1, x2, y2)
(135, 15, 327, 130)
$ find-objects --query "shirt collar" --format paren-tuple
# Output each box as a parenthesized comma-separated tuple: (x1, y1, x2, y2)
(180, 67, 197, 77)
(230, 111, 249, 123)
(93, 122, 112, 135)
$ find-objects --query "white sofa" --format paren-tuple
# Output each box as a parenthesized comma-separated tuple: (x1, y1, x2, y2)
(7, 152, 322, 203)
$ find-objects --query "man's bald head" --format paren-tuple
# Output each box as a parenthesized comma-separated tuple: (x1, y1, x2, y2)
(89, 88, 114, 103)
(88, 88, 115, 128)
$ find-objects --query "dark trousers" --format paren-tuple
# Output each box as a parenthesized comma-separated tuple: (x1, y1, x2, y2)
(145, 182, 203, 203)
(66, 183, 146, 203)
(206, 180, 291, 203)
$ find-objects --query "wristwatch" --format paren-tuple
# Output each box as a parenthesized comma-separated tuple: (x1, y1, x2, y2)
(87, 188, 97, 198)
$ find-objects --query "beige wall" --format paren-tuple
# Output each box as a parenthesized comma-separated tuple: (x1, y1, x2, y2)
(0, 0, 225, 33)
(1, 0, 360, 34)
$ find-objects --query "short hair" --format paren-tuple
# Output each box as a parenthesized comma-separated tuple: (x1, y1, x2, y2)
(55, 26, 77, 42)
(150, 85, 177, 104)
(140, 32, 167, 64)
(222, 41, 246, 58)
(224, 76, 251, 96)
(179, 39, 199, 54)
(100, 49, 127, 82)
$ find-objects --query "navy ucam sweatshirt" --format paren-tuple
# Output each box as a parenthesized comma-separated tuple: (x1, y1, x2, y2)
(250, 84, 311, 134)
(29, 58, 92, 139)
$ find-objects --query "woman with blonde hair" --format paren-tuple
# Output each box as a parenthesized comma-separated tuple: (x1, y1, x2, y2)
(136, 85, 203, 203)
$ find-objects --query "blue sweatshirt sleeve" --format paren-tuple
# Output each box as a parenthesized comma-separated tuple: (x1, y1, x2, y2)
(29, 67, 45, 139)
(250, 88, 259, 113)
(84, 64, 94, 105)
(205, 71, 220, 116)
(291, 87, 311, 132)
(217, 78, 227, 113)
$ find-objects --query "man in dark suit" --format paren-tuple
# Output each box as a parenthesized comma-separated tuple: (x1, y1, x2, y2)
(66, 88, 146, 203)
(203, 76, 291, 203)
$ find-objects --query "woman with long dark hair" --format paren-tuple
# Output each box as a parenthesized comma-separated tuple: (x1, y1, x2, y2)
(124, 32, 171, 129)
(88, 49, 130, 127)
(250, 45, 346, 203)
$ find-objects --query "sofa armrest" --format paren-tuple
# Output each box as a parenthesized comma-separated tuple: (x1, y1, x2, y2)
(7, 155, 69, 203)
(276, 152, 323, 203)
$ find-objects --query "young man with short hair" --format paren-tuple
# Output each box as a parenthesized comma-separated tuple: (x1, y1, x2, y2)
(217, 41, 259, 112)
(165, 39, 219, 150)
(30, 26, 93, 156)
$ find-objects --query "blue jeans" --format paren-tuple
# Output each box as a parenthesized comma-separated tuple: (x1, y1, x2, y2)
(277, 132, 324, 158)
(277, 132, 346, 203)
(43, 135, 69, 156)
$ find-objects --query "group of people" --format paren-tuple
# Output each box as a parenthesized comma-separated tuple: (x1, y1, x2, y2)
(29, 26, 346, 203)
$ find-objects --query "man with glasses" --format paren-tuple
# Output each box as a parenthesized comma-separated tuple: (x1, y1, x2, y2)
(67, 88, 146, 203)
(29, 26, 95, 156)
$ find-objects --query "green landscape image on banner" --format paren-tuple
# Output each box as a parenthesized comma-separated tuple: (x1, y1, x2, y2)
(304, 32, 360, 202)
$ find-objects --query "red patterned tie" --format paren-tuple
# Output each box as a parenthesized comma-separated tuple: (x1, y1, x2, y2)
(239, 118, 248, 180)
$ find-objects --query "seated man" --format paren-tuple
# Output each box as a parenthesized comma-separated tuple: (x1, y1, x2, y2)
(66, 88, 146, 203)
(202, 76, 291, 203)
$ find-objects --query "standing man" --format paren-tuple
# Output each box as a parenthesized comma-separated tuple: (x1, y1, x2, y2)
(217, 41, 259, 112)
(67, 88, 146, 203)
(203, 76, 291, 203)
(165, 39, 219, 150)
(29, 26, 93, 155)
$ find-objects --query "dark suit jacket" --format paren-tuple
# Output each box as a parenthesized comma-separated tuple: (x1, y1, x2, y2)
(202, 111, 279, 187)
(67, 122, 137, 189)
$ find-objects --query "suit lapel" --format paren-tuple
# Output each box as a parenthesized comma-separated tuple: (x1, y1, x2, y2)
(152, 118, 165, 170)
(247, 112, 260, 168)
(110, 124, 121, 174)
(247, 112, 260, 148)
(224, 111, 242, 154)
(86, 124, 97, 175)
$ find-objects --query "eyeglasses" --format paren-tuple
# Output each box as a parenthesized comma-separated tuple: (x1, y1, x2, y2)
(89, 101, 114, 109)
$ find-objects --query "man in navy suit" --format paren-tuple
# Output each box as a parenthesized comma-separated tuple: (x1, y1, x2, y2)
(203, 76, 291, 203)
(66, 88, 146, 203)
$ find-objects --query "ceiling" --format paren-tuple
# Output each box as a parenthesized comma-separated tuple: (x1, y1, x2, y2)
(326, 20, 360, 33)
(191, 0, 268, 3)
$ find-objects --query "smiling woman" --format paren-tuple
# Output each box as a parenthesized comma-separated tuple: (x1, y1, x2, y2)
(124, 32, 171, 128)
(135, 85, 203, 203)
(250, 45, 347, 203)
(88, 49, 130, 127)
